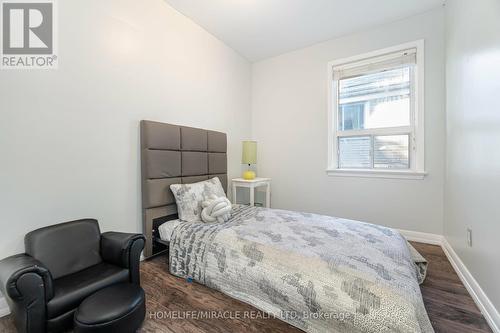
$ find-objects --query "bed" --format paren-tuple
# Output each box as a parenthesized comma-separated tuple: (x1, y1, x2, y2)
(140, 120, 433, 333)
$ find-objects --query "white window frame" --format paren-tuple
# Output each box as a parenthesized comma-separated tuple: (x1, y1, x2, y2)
(326, 40, 426, 180)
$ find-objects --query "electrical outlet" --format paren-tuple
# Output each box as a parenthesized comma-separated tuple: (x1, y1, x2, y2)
(467, 228, 472, 247)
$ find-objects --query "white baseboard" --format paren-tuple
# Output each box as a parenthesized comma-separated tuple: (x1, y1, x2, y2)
(441, 238, 500, 333)
(398, 229, 444, 245)
(0, 296, 10, 318)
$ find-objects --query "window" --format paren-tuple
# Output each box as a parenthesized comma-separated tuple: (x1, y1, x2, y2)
(327, 41, 425, 179)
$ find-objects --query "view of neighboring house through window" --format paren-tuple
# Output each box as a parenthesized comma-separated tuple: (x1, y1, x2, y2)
(328, 43, 424, 175)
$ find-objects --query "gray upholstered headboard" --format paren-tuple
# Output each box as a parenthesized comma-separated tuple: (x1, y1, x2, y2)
(140, 120, 227, 258)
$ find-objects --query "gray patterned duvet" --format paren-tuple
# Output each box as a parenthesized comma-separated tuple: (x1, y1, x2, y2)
(169, 205, 433, 333)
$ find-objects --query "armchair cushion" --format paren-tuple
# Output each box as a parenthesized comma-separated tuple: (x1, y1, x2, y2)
(25, 219, 102, 279)
(101, 232, 145, 269)
(0, 254, 53, 300)
(47, 262, 129, 318)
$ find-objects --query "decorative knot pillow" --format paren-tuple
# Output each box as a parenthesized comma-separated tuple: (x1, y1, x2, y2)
(170, 177, 226, 222)
(201, 195, 232, 223)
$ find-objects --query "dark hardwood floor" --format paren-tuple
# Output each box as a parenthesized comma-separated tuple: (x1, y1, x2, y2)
(0, 242, 493, 333)
(410, 242, 492, 333)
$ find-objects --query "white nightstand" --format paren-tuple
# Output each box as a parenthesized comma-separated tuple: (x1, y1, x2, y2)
(232, 178, 271, 207)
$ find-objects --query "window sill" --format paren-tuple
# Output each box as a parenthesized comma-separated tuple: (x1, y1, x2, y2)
(326, 169, 427, 180)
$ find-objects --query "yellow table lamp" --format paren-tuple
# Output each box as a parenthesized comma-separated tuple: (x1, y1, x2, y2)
(242, 141, 257, 180)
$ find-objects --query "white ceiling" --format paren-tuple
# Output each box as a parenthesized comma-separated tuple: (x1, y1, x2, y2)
(164, 0, 444, 62)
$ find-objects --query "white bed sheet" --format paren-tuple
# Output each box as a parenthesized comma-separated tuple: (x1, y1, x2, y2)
(158, 219, 182, 242)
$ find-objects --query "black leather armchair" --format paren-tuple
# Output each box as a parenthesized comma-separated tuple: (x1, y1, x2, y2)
(0, 219, 145, 333)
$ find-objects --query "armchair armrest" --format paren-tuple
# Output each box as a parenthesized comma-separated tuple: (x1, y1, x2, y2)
(0, 254, 53, 301)
(0, 254, 53, 333)
(101, 232, 145, 284)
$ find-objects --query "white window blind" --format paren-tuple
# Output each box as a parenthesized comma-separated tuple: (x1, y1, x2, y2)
(334, 49, 416, 80)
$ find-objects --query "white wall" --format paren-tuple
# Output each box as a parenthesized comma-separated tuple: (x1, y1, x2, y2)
(0, 0, 251, 258)
(251, 8, 446, 234)
(444, 0, 500, 313)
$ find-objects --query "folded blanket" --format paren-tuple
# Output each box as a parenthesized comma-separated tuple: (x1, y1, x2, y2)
(201, 196, 232, 223)
(407, 242, 428, 284)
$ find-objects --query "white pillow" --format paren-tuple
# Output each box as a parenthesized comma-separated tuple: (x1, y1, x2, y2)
(170, 177, 226, 222)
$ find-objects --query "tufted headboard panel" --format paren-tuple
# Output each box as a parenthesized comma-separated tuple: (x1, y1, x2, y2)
(140, 120, 227, 257)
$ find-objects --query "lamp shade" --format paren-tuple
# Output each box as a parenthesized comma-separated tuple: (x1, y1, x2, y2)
(242, 141, 257, 165)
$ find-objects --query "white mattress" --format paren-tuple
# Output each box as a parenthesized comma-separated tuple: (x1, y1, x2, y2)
(158, 219, 182, 242)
